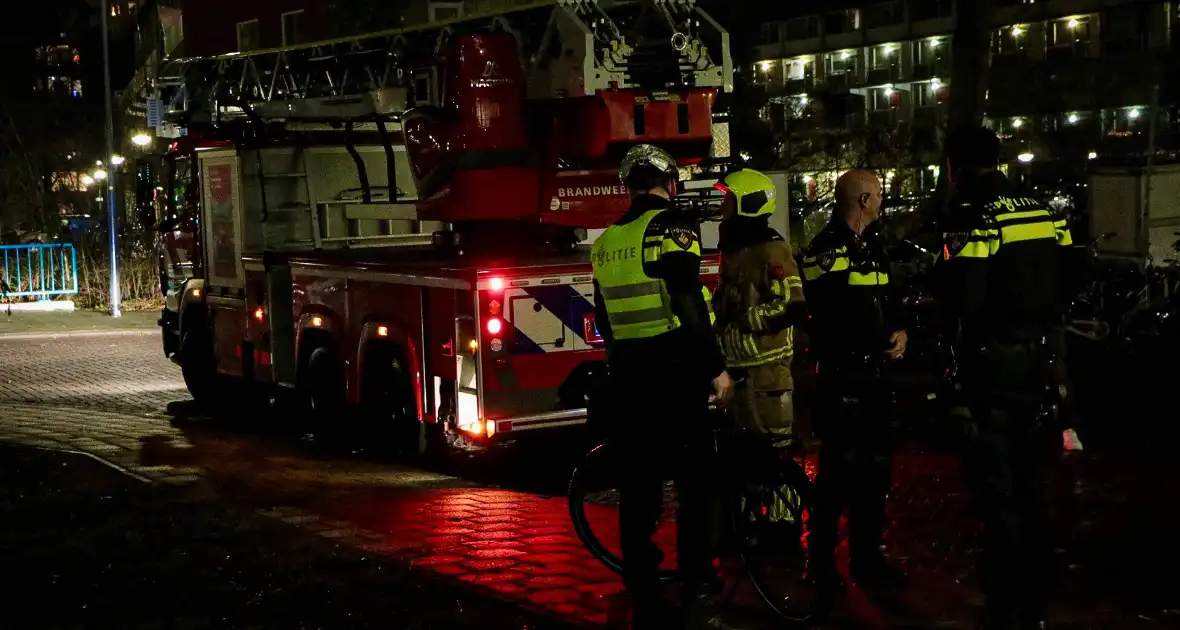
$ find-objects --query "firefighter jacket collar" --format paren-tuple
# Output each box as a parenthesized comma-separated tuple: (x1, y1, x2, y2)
(718, 216, 781, 255)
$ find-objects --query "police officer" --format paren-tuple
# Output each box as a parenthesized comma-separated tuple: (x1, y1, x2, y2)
(937, 126, 1066, 630)
(713, 169, 809, 533)
(591, 144, 737, 629)
(800, 170, 909, 603)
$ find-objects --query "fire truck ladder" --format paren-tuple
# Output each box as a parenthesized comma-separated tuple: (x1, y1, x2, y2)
(141, 0, 732, 251)
(147, 0, 732, 120)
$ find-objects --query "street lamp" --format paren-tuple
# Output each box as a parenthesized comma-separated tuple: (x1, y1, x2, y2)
(93, 168, 108, 180)
(131, 133, 152, 147)
(81, 174, 95, 188)
(1017, 152, 1035, 163)
(111, 155, 125, 166)
(100, 0, 121, 317)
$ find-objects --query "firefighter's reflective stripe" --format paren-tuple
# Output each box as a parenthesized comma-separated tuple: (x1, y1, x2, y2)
(742, 275, 802, 332)
(721, 324, 793, 368)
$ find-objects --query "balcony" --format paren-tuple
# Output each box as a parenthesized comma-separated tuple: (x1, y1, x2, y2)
(911, 57, 951, 81)
(866, 65, 901, 87)
(782, 78, 815, 96)
(824, 72, 861, 92)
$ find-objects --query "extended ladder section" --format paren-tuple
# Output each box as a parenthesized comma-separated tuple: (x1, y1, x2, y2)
(151, 0, 731, 116)
(152, 0, 734, 254)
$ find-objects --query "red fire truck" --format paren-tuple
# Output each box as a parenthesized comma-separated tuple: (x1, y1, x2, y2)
(135, 0, 734, 455)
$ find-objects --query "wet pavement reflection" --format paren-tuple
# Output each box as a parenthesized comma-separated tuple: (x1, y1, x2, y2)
(2, 333, 1178, 628)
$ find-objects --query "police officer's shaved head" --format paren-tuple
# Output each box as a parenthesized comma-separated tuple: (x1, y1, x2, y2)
(835, 169, 881, 213)
(945, 125, 1001, 173)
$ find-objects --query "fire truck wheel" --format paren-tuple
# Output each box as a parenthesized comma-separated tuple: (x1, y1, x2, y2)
(360, 343, 422, 457)
(180, 326, 218, 406)
(300, 344, 347, 427)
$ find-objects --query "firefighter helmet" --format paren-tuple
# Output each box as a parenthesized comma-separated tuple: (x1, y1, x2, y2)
(619, 144, 678, 184)
(716, 168, 776, 218)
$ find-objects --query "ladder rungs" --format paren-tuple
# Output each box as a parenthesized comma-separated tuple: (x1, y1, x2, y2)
(343, 203, 419, 221)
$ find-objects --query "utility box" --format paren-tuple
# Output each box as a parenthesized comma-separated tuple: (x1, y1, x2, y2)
(1088, 164, 1180, 264)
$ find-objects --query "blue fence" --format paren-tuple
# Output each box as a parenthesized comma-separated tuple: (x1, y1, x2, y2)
(0, 243, 79, 300)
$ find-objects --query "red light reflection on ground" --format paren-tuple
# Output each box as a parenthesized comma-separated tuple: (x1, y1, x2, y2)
(324, 489, 629, 624)
(313, 455, 828, 626)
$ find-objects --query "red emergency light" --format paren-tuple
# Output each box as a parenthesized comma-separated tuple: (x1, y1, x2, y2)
(488, 277, 504, 291)
(486, 317, 503, 335)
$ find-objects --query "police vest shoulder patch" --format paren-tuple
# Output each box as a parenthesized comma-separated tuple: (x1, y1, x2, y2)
(817, 249, 836, 271)
(668, 226, 697, 250)
(943, 230, 971, 257)
(769, 263, 786, 279)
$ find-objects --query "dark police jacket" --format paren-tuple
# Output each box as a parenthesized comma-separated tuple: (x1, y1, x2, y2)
(801, 220, 903, 365)
(937, 170, 1070, 354)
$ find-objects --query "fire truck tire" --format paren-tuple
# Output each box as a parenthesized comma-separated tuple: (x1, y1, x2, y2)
(360, 343, 422, 457)
(180, 326, 218, 406)
(299, 343, 347, 427)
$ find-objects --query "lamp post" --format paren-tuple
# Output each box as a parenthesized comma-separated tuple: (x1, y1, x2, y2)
(100, 0, 121, 317)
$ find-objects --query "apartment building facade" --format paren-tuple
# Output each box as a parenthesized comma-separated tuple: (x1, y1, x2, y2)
(750, 0, 1180, 194)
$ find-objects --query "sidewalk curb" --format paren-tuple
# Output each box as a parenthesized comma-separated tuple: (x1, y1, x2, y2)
(0, 329, 157, 341)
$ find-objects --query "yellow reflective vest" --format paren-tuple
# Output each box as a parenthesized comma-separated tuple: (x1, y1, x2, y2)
(592, 209, 714, 340)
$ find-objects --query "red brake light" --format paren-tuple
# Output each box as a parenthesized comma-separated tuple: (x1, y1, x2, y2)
(713, 183, 730, 193)
(486, 317, 503, 335)
(489, 277, 504, 291)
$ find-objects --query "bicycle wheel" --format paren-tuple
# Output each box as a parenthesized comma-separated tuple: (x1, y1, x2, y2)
(567, 442, 676, 579)
(728, 447, 817, 623)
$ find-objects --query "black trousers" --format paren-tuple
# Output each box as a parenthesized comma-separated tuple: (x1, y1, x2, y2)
(809, 371, 894, 568)
(962, 342, 1055, 626)
(612, 376, 721, 590)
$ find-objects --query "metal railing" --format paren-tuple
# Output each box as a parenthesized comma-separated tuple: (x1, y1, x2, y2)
(0, 244, 79, 300)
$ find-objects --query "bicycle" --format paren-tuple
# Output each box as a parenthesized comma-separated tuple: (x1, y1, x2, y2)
(567, 388, 819, 623)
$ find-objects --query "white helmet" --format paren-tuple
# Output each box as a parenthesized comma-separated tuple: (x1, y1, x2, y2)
(619, 144, 677, 183)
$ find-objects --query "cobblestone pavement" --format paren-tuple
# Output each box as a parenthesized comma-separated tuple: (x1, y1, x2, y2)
(1, 333, 1177, 628)
(0, 444, 559, 630)
(0, 331, 185, 412)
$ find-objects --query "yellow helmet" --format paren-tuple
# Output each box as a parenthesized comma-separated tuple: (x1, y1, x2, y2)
(716, 169, 776, 218)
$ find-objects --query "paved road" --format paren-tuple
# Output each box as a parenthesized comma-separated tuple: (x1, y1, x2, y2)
(0, 333, 1177, 628)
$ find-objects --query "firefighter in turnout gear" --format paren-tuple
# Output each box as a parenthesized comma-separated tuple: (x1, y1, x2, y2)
(591, 144, 739, 630)
(801, 170, 910, 608)
(937, 126, 1068, 630)
(713, 169, 809, 537)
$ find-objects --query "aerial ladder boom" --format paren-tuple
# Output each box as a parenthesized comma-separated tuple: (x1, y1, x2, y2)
(139, 0, 733, 253)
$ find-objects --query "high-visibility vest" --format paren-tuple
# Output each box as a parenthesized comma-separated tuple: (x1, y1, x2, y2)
(592, 209, 713, 340)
